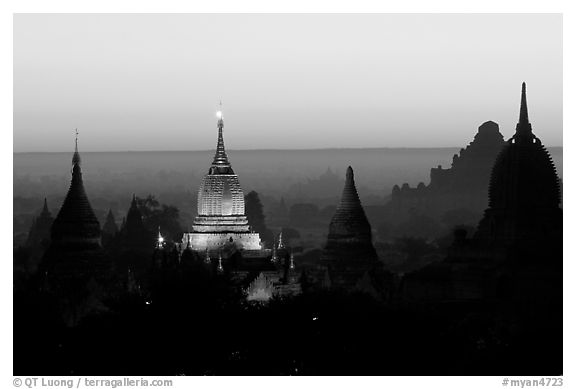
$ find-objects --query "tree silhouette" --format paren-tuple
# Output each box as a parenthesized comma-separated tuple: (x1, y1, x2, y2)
(244, 191, 273, 245)
(136, 195, 183, 241)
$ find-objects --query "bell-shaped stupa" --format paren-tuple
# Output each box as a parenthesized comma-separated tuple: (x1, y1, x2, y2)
(475, 83, 562, 245)
(49, 134, 102, 249)
(41, 132, 109, 302)
(182, 107, 262, 253)
(321, 166, 378, 264)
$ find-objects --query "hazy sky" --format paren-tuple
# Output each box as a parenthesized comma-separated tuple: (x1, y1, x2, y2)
(14, 13, 562, 152)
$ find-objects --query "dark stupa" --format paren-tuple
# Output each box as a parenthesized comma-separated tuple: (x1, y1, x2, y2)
(126, 195, 144, 229)
(101, 209, 118, 247)
(403, 83, 562, 307)
(315, 166, 385, 294)
(322, 166, 377, 262)
(51, 148, 101, 249)
(121, 195, 149, 247)
(113, 195, 154, 277)
(23, 198, 55, 273)
(45, 136, 103, 256)
(26, 198, 54, 249)
(41, 134, 110, 325)
(102, 209, 119, 236)
(475, 83, 562, 247)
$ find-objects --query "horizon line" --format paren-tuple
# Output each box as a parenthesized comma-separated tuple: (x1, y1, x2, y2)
(11, 145, 566, 154)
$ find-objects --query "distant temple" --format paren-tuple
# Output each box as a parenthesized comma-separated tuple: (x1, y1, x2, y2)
(322, 167, 378, 264)
(313, 166, 389, 296)
(382, 120, 506, 237)
(26, 198, 54, 249)
(101, 209, 118, 247)
(182, 109, 262, 253)
(120, 195, 150, 248)
(23, 198, 54, 273)
(102, 209, 118, 237)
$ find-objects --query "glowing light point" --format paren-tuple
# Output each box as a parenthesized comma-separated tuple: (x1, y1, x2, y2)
(216, 111, 223, 119)
(156, 227, 165, 249)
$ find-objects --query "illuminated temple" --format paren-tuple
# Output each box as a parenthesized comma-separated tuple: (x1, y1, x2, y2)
(182, 110, 262, 253)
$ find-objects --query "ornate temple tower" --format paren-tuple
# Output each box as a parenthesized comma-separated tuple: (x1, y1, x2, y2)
(183, 109, 262, 253)
(475, 83, 562, 248)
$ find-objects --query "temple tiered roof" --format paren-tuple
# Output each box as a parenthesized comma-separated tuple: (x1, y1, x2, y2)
(476, 83, 562, 244)
(209, 111, 234, 175)
(322, 166, 377, 264)
(197, 112, 246, 217)
(26, 198, 54, 248)
(487, 83, 561, 210)
(41, 134, 110, 317)
(50, 137, 101, 246)
(40, 198, 51, 219)
(102, 209, 118, 236)
(326, 166, 373, 243)
(125, 195, 145, 231)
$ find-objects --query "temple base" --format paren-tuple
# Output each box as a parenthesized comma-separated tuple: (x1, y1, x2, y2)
(182, 231, 262, 252)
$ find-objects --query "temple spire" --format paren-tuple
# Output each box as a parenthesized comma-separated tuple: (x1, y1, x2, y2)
(41, 198, 50, 216)
(72, 128, 81, 168)
(217, 251, 224, 273)
(212, 102, 231, 167)
(514, 82, 533, 139)
(339, 166, 363, 212)
(156, 226, 165, 249)
(324, 165, 374, 244)
(102, 209, 118, 236)
(277, 231, 285, 249)
(49, 134, 101, 245)
(519, 82, 529, 124)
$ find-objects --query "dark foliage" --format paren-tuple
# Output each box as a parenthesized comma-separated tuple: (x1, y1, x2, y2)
(14, 274, 562, 376)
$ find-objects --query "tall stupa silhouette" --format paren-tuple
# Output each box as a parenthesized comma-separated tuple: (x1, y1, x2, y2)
(475, 82, 562, 248)
(316, 166, 384, 292)
(41, 132, 111, 325)
(322, 166, 377, 261)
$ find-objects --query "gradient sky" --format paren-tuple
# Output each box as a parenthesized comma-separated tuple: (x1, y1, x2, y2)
(13, 13, 562, 152)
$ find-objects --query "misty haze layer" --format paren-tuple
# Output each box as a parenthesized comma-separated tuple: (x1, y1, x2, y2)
(14, 14, 562, 152)
(14, 146, 562, 202)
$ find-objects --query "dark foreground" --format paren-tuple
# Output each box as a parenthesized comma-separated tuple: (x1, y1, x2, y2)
(14, 285, 562, 376)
